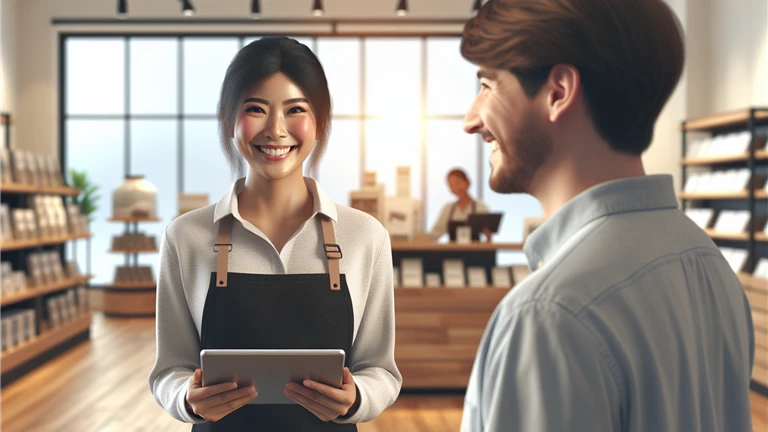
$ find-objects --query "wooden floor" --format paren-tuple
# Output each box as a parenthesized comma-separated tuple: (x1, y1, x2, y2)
(0, 314, 765, 432)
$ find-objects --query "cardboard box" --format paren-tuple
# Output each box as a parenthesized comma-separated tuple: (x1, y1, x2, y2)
(467, 267, 487, 288)
(425, 273, 441, 288)
(396, 166, 411, 198)
(0, 147, 12, 183)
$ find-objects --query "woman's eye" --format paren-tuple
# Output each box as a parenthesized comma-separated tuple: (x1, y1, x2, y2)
(288, 106, 307, 114)
(245, 106, 265, 113)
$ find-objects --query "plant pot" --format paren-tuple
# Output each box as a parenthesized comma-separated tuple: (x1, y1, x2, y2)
(112, 175, 158, 219)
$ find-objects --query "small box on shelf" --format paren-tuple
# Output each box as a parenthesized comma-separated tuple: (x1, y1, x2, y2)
(1, 308, 37, 352)
(492, 267, 513, 288)
(443, 259, 466, 288)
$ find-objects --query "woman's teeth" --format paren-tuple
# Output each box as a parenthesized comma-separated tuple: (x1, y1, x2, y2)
(491, 141, 500, 151)
(258, 146, 295, 157)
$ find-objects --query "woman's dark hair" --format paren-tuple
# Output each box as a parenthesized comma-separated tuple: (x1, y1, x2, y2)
(218, 36, 332, 177)
(447, 168, 470, 183)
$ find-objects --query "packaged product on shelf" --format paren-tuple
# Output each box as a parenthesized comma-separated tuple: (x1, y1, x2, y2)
(11, 150, 28, 184)
(400, 258, 424, 288)
(0, 262, 13, 296)
(467, 267, 488, 288)
(25, 209, 39, 239)
(38, 153, 53, 186)
(0, 146, 12, 183)
(0, 204, 12, 241)
(68, 290, 79, 317)
(26, 152, 41, 186)
(13, 312, 26, 346)
(47, 297, 61, 328)
(76, 286, 89, 313)
(51, 251, 65, 282)
(11, 271, 27, 294)
(59, 295, 72, 322)
(392, 267, 400, 288)
(492, 267, 513, 288)
(23, 309, 37, 340)
(2, 317, 15, 350)
(12, 208, 28, 240)
(443, 259, 466, 288)
(425, 273, 441, 288)
(0, 319, 6, 351)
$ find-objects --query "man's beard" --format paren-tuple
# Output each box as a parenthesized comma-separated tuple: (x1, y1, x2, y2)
(489, 111, 552, 194)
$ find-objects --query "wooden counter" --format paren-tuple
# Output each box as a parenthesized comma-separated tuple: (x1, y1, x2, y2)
(395, 287, 510, 389)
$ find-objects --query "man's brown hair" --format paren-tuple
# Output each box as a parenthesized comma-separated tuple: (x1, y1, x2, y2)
(461, 0, 685, 155)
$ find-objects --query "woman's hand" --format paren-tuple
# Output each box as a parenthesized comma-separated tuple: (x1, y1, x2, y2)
(186, 369, 258, 422)
(284, 367, 359, 422)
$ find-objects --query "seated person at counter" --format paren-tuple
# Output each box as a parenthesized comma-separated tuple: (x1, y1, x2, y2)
(426, 168, 489, 241)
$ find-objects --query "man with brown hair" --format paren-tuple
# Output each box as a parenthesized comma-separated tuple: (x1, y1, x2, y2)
(459, 1, 755, 431)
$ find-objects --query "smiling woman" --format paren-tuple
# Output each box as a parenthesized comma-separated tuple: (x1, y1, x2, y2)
(148, 37, 402, 432)
(217, 38, 332, 180)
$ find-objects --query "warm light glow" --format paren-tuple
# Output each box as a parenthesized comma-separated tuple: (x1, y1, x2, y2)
(313, 9, 323, 16)
(397, 9, 407, 16)
(183, 9, 195, 16)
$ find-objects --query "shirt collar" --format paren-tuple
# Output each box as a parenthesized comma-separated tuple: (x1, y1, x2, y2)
(523, 174, 679, 271)
(213, 177, 338, 224)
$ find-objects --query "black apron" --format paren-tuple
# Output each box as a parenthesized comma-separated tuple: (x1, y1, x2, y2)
(447, 200, 478, 241)
(192, 214, 357, 432)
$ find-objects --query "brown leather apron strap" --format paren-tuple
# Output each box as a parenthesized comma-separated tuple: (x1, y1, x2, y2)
(319, 216, 342, 291)
(214, 215, 233, 287)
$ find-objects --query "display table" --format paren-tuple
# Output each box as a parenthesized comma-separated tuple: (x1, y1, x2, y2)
(391, 241, 522, 389)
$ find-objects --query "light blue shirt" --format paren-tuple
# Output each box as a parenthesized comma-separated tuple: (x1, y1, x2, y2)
(461, 175, 754, 432)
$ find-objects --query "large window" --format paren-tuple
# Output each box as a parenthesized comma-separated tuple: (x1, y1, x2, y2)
(63, 34, 537, 283)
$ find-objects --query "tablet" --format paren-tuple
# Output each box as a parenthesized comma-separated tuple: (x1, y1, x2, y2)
(467, 213, 503, 234)
(200, 349, 345, 405)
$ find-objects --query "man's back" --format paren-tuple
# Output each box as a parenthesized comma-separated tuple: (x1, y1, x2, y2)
(462, 175, 754, 431)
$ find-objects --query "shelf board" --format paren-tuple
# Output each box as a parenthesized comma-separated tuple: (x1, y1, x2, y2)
(682, 109, 768, 132)
(107, 281, 156, 289)
(0, 312, 91, 374)
(0, 275, 93, 307)
(681, 149, 768, 166)
(391, 241, 523, 252)
(108, 216, 162, 223)
(0, 233, 92, 252)
(0, 183, 80, 196)
(704, 229, 750, 241)
(108, 249, 158, 254)
(757, 233, 768, 242)
(679, 190, 768, 200)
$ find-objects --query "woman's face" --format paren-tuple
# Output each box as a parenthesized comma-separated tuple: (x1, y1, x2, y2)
(234, 72, 317, 182)
(448, 174, 470, 197)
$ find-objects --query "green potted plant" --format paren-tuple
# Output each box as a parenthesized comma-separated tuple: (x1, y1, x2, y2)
(67, 168, 100, 224)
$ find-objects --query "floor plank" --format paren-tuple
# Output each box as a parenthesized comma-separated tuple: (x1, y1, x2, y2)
(0, 314, 765, 431)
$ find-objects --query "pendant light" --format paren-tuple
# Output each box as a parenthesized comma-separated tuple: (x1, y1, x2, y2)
(473, 0, 483, 13)
(117, 0, 127, 18)
(181, 0, 195, 17)
(251, 0, 261, 18)
(396, 0, 408, 16)
(312, 0, 324, 16)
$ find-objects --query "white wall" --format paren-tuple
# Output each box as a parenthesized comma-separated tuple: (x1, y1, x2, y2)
(709, 0, 768, 110)
(0, 0, 17, 149)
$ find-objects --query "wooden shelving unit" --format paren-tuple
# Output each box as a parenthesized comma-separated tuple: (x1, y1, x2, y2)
(395, 288, 510, 388)
(681, 108, 768, 392)
(679, 190, 768, 200)
(1, 275, 92, 307)
(0, 175, 91, 384)
(0, 313, 92, 374)
(681, 149, 768, 166)
(1, 233, 92, 252)
(681, 109, 768, 132)
(102, 216, 160, 317)
(391, 241, 523, 252)
(0, 183, 80, 196)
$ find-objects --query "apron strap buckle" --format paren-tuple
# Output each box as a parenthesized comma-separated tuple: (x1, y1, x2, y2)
(324, 243, 343, 260)
(213, 243, 233, 253)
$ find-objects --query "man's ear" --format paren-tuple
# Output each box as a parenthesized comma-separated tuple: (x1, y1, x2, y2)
(545, 64, 581, 124)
